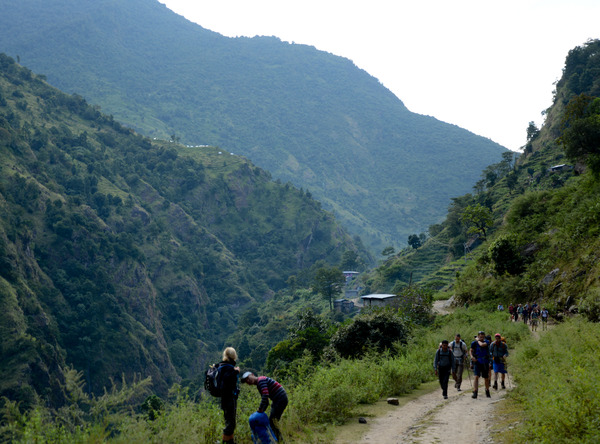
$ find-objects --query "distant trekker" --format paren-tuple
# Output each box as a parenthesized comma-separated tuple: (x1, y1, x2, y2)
(470, 331, 491, 399)
(530, 308, 540, 331)
(541, 307, 549, 330)
(490, 334, 508, 390)
(241, 372, 288, 442)
(434, 340, 455, 399)
(449, 334, 468, 391)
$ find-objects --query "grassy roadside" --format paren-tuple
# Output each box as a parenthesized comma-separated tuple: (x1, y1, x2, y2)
(490, 317, 600, 443)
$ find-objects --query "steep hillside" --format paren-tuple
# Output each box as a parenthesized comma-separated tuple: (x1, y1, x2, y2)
(0, 0, 508, 252)
(0, 54, 366, 406)
(366, 40, 600, 317)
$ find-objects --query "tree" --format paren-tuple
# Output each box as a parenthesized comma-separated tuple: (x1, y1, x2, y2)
(488, 234, 524, 275)
(314, 266, 345, 310)
(558, 94, 600, 176)
(460, 204, 493, 238)
(329, 309, 409, 359)
(381, 246, 395, 257)
(340, 250, 359, 271)
(407, 234, 422, 249)
(526, 121, 540, 142)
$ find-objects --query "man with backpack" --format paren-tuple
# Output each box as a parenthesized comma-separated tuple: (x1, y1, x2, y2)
(242, 372, 288, 443)
(434, 340, 455, 399)
(490, 334, 508, 390)
(470, 331, 491, 399)
(449, 333, 468, 391)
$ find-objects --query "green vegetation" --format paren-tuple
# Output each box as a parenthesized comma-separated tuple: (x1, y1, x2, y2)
(1, 12, 600, 443)
(0, 0, 507, 252)
(499, 318, 600, 443)
(0, 53, 368, 405)
(0, 307, 529, 443)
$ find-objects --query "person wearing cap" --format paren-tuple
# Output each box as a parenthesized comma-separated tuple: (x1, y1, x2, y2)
(219, 347, 240, 444)
(449, 333, 468, 391)
(434, 339, 455, 399)
(241, 372, 288, 442)
(470, 331, 491, 399)
(490, 333, 509, 390)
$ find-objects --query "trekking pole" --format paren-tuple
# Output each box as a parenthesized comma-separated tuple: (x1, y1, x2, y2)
(506, 367, 512, 390)
(465, 359, 473, 388)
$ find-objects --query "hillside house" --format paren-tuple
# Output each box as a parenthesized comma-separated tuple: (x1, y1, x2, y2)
(334, 298, 355, 313)
(360, 294, 398, 307)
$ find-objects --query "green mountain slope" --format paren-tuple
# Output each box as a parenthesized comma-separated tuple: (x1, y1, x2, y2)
(0, 54, 366, 406)
(0, 0, 508, 252)
(367, 40, 600, 318)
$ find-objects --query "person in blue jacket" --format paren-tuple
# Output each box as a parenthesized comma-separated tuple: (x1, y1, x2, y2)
(470, 331, 491, 399)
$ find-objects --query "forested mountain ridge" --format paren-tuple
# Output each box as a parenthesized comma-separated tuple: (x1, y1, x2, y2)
(365, 39, 600, 321)
(0, 0, 508, 251)
(0, 54, 366, 407)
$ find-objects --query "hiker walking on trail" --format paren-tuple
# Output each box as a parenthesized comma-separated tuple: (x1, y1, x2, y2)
(470, 331, 491, 399)
(450, 334, 468, 391)
(530, 308, 540, 331)
(219, 347, 241, 444)
(434, 340, 455, 399)
(516, 304, 523, 322)
(541, 307, 549, 330)
(242, 372, 288, 442)
(490, 334, 508, 390)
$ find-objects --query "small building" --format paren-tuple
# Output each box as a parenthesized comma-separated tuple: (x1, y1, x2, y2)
(345, 289, 359, 299)
(360, 294, 398, 307)
(334, 298, 356, 313)
(549, 164, 573, 173)
(343, 271, 359, 283)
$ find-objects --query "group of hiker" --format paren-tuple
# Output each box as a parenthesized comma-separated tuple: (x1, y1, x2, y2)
(506, 302, 549, 331)
(434, 331, 509, 399)
(216, 347, 287, 444)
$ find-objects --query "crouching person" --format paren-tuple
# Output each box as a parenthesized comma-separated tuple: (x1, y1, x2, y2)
(241, 372, 288, 442)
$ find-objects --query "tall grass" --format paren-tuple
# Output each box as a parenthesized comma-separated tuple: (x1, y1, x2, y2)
(0, 307, 529, 443)
(507, 317, 600, 443)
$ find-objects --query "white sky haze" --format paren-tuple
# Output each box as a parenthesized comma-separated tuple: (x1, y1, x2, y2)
(160, 0, 600, 151)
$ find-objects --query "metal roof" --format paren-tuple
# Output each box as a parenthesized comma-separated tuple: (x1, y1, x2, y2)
(360, 294, 397, 300)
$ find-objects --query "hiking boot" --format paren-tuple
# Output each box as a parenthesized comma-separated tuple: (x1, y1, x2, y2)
(472, 391, 478, 399)
(493, 381, 498, 390)
(485, 390, 491, 398)
(457, 387, 461, 391)
(501, 382, 506, 389)
(444, 395, 448, 399)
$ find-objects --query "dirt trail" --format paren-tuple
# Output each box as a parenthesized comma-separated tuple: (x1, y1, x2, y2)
(353, 382, 508, 444)
(336, 298, 509, 443)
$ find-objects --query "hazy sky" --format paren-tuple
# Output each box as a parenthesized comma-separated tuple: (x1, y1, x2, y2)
(160, 0, 599, 152)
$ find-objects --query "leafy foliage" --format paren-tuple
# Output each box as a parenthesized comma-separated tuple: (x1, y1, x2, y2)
(558, 94, 600, 175)
(0, 53, 366, 405)
(313, 266, 345, 311)
(329, 309, 409, 359)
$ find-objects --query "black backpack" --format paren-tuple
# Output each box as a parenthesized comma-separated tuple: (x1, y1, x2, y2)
(204, 363, 223, 397)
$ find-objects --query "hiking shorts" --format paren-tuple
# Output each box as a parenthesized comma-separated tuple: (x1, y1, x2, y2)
(492, 361, 507, 374)
(473, 362, 489, 378)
